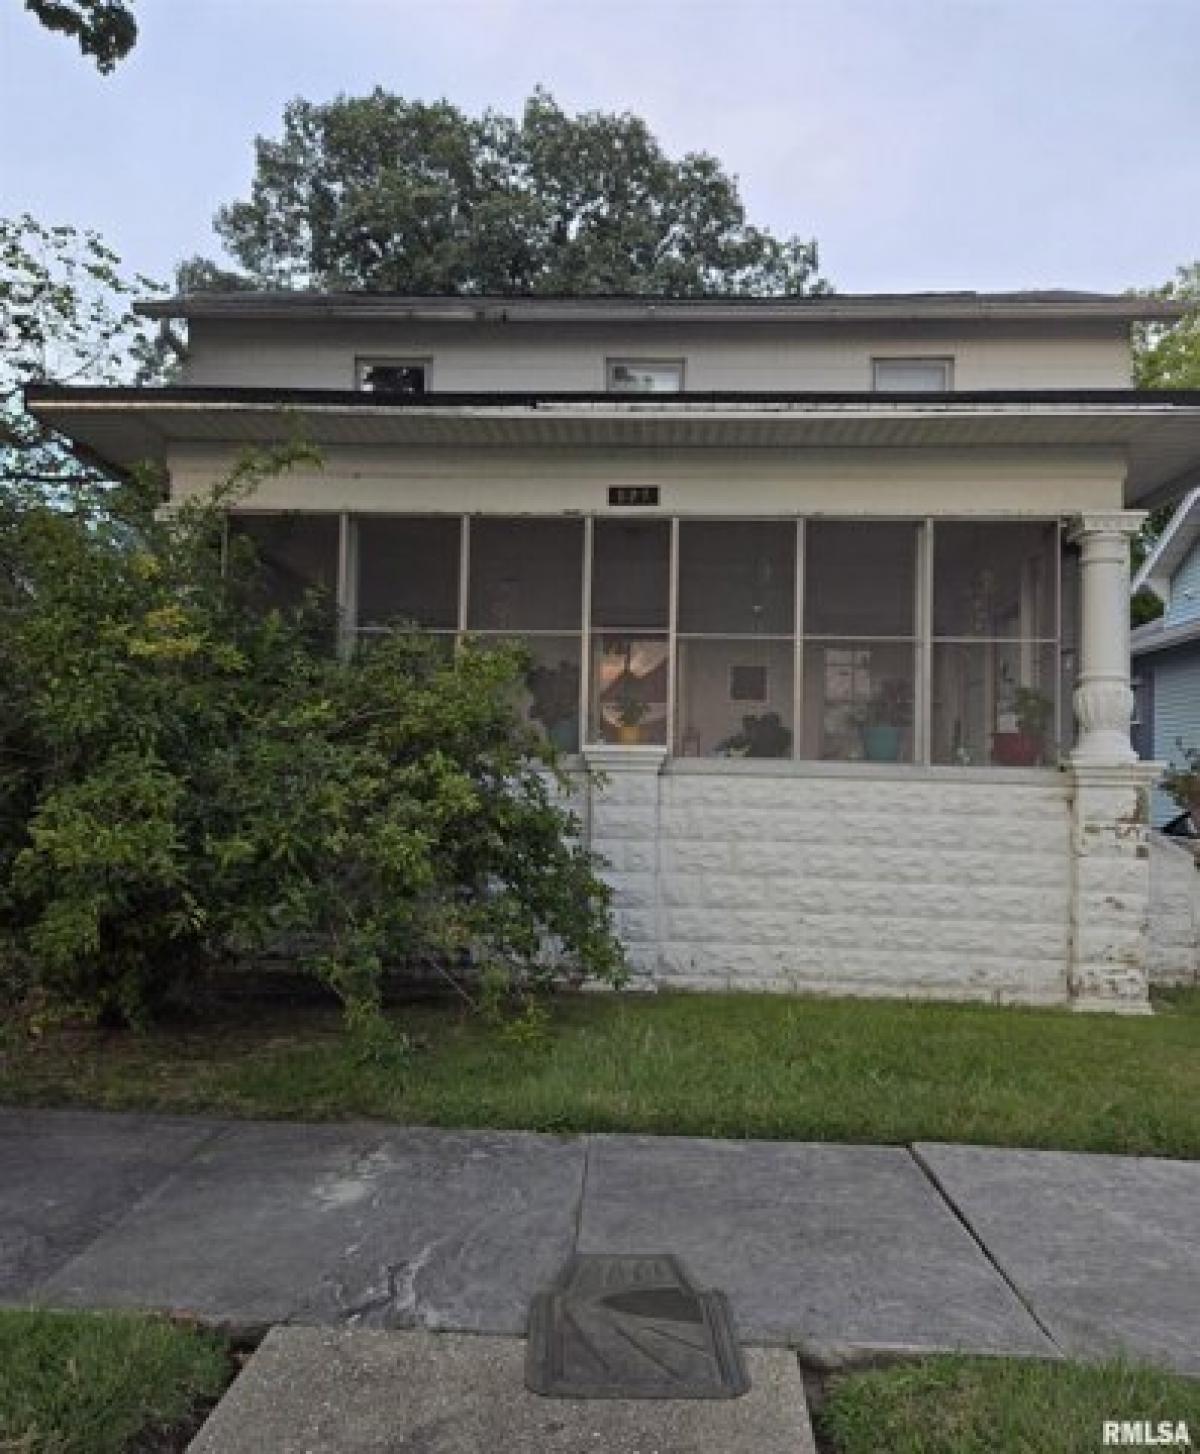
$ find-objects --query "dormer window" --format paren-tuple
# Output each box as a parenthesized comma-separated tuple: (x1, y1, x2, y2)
(357, 358, 430, 394)
(607, 358, 685, 393)
(872, 357, 953, 392)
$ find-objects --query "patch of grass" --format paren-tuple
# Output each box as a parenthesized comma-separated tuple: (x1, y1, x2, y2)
(1, 989, 1198, 1156)
(0, 1309, 231, 1454)
(816, 1355, 1200, 1454)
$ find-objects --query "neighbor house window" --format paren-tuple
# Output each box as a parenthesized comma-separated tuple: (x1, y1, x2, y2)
(930, 522, 1059, 766)
(675, 521, 795, 758)
(356, 359, 430, 394)
(801, 522, 918, 763)
(872, 357, 952, 392)
(607, 359, 685, 393)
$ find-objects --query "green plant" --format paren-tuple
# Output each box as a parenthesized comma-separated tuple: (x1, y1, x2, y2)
(1162, 741, 1200, 814)
(714, 712, 792, 758)
(617, 694, 648, 728)
(1014, 686, 1054, 738)
(866, 678, 913, 728)
(0, 454, 625, 1039)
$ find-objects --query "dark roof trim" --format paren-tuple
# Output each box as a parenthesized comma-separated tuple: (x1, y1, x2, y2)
(26, 384, 1200, 410)
(136, 290, 1190, 325)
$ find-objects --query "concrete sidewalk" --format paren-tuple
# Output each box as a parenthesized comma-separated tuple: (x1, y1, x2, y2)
(1, 1108, 1197, 1373)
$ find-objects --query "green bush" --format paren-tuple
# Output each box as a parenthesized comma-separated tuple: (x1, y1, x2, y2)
(0, 454, 623, 1035)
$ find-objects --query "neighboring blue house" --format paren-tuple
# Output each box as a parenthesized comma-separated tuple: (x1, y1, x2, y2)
(1132, 487, 1200, 824)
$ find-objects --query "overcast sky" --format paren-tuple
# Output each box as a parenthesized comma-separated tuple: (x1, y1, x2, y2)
(1, 0, 1196, 295)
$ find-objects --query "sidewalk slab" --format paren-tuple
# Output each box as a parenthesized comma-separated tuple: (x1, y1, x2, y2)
(186, 1327, 816, 1454)
(0, 1108, 222, 1298)
(579, 1135, 1056, 1356)
(37, 1123, 584, 1332)
(915, 1143, 1200, 1374)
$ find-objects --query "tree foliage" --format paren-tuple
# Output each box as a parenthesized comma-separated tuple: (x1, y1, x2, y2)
(21, 0, 137, 72)
(196, 89, 825, 297)
(1134, 261, 1200, 390)
(0, 453, 624, 1034)
(1, 214, 168, 500)
(1129, 261, 1200, 625)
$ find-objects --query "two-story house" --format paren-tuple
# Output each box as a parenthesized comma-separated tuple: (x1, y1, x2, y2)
(26, 289, 1200, 1012)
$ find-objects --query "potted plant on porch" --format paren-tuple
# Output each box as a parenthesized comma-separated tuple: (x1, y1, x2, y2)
(992, 687, 1053, 767)
(615, 696, 649, 745)
(862, 679, 912, 762)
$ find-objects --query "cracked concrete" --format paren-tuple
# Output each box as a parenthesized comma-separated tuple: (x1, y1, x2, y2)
(2, 1108, 1197, 1370)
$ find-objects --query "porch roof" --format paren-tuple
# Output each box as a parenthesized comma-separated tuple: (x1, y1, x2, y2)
(25, 383, 1200, 508)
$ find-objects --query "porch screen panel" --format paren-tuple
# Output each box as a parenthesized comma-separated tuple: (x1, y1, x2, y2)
(590, 520, 670, 745)
(675, 522, 795, 758)
(467, 517, 584, 751)
(229, 513, 340, 619)
(801, 523, 918, 763)
(468, 518, 583, 631)
(931, 522, 1059, 766)
(356, 516, 460, 631)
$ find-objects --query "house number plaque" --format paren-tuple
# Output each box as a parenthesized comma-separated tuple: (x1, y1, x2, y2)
(608, 487, 659, 507)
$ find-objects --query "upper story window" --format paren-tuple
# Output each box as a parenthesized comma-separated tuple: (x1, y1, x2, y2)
(607, 358, 685, 393)
(357, 358, 430, 395)
(872, 357, 953, 392)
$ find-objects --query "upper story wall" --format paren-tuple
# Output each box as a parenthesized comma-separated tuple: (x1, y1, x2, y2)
(181, 317, 1134, 392)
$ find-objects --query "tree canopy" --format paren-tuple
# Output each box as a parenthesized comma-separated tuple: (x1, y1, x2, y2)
(194, 89, 825, 297)
(21, 0, 137, 72)
(1, 214, 167, 500)
(1134, 261, 1200, 390)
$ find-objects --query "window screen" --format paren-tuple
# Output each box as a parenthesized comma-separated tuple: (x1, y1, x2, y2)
(358, 360, 428, 394)
(468, 518, 583, 632)
(356, 517, 460, 629)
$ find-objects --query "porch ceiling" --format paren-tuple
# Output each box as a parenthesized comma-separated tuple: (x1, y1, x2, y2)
(25, 385, 1200, 507)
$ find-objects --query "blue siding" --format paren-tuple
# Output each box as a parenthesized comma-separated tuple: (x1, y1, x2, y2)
(1165, 537, 1200, 628)
(1151, 643, 1200, 825)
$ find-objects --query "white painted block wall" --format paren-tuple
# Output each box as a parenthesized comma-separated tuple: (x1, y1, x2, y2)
(584, 763, 1074, 1005)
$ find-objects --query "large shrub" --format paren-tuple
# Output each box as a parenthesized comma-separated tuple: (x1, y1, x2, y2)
(0, 455, 623, 1033)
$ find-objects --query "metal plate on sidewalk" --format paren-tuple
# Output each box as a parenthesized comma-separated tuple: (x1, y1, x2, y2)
(526, 1253, 750, 1400)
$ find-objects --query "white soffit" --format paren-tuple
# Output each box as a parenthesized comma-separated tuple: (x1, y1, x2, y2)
(28, 395, 1200, 507)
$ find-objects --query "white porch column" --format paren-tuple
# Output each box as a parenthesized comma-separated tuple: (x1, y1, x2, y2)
(582, 745, 667, 986)
(1068, 510, 1143, 765)
(1066, 510, 1159, 1014)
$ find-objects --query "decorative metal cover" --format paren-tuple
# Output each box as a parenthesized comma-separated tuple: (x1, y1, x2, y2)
(526, 1253, 750, 1400)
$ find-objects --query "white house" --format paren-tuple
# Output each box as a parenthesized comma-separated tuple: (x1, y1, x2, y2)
(27, 289, 1200, 1012)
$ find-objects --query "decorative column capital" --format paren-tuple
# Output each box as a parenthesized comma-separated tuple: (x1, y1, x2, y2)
(1067, 510, 1146, 546)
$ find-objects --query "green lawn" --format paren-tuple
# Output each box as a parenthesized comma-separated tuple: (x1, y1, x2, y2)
(0, 1309, 230, 1454)
(817, 1356, 1200, 1454)
(3, 989, 1197, 1156)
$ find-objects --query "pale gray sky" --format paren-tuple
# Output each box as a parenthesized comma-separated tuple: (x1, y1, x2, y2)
(1, 0, 1196, 294)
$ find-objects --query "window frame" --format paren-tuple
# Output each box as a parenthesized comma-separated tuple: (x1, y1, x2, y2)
(355, 356, 433, 394)
(871, 356, 954, 392)
(606, 357, 686, 394)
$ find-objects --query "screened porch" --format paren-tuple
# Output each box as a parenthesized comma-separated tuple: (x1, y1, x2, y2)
(229, 513, 1075, 771)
